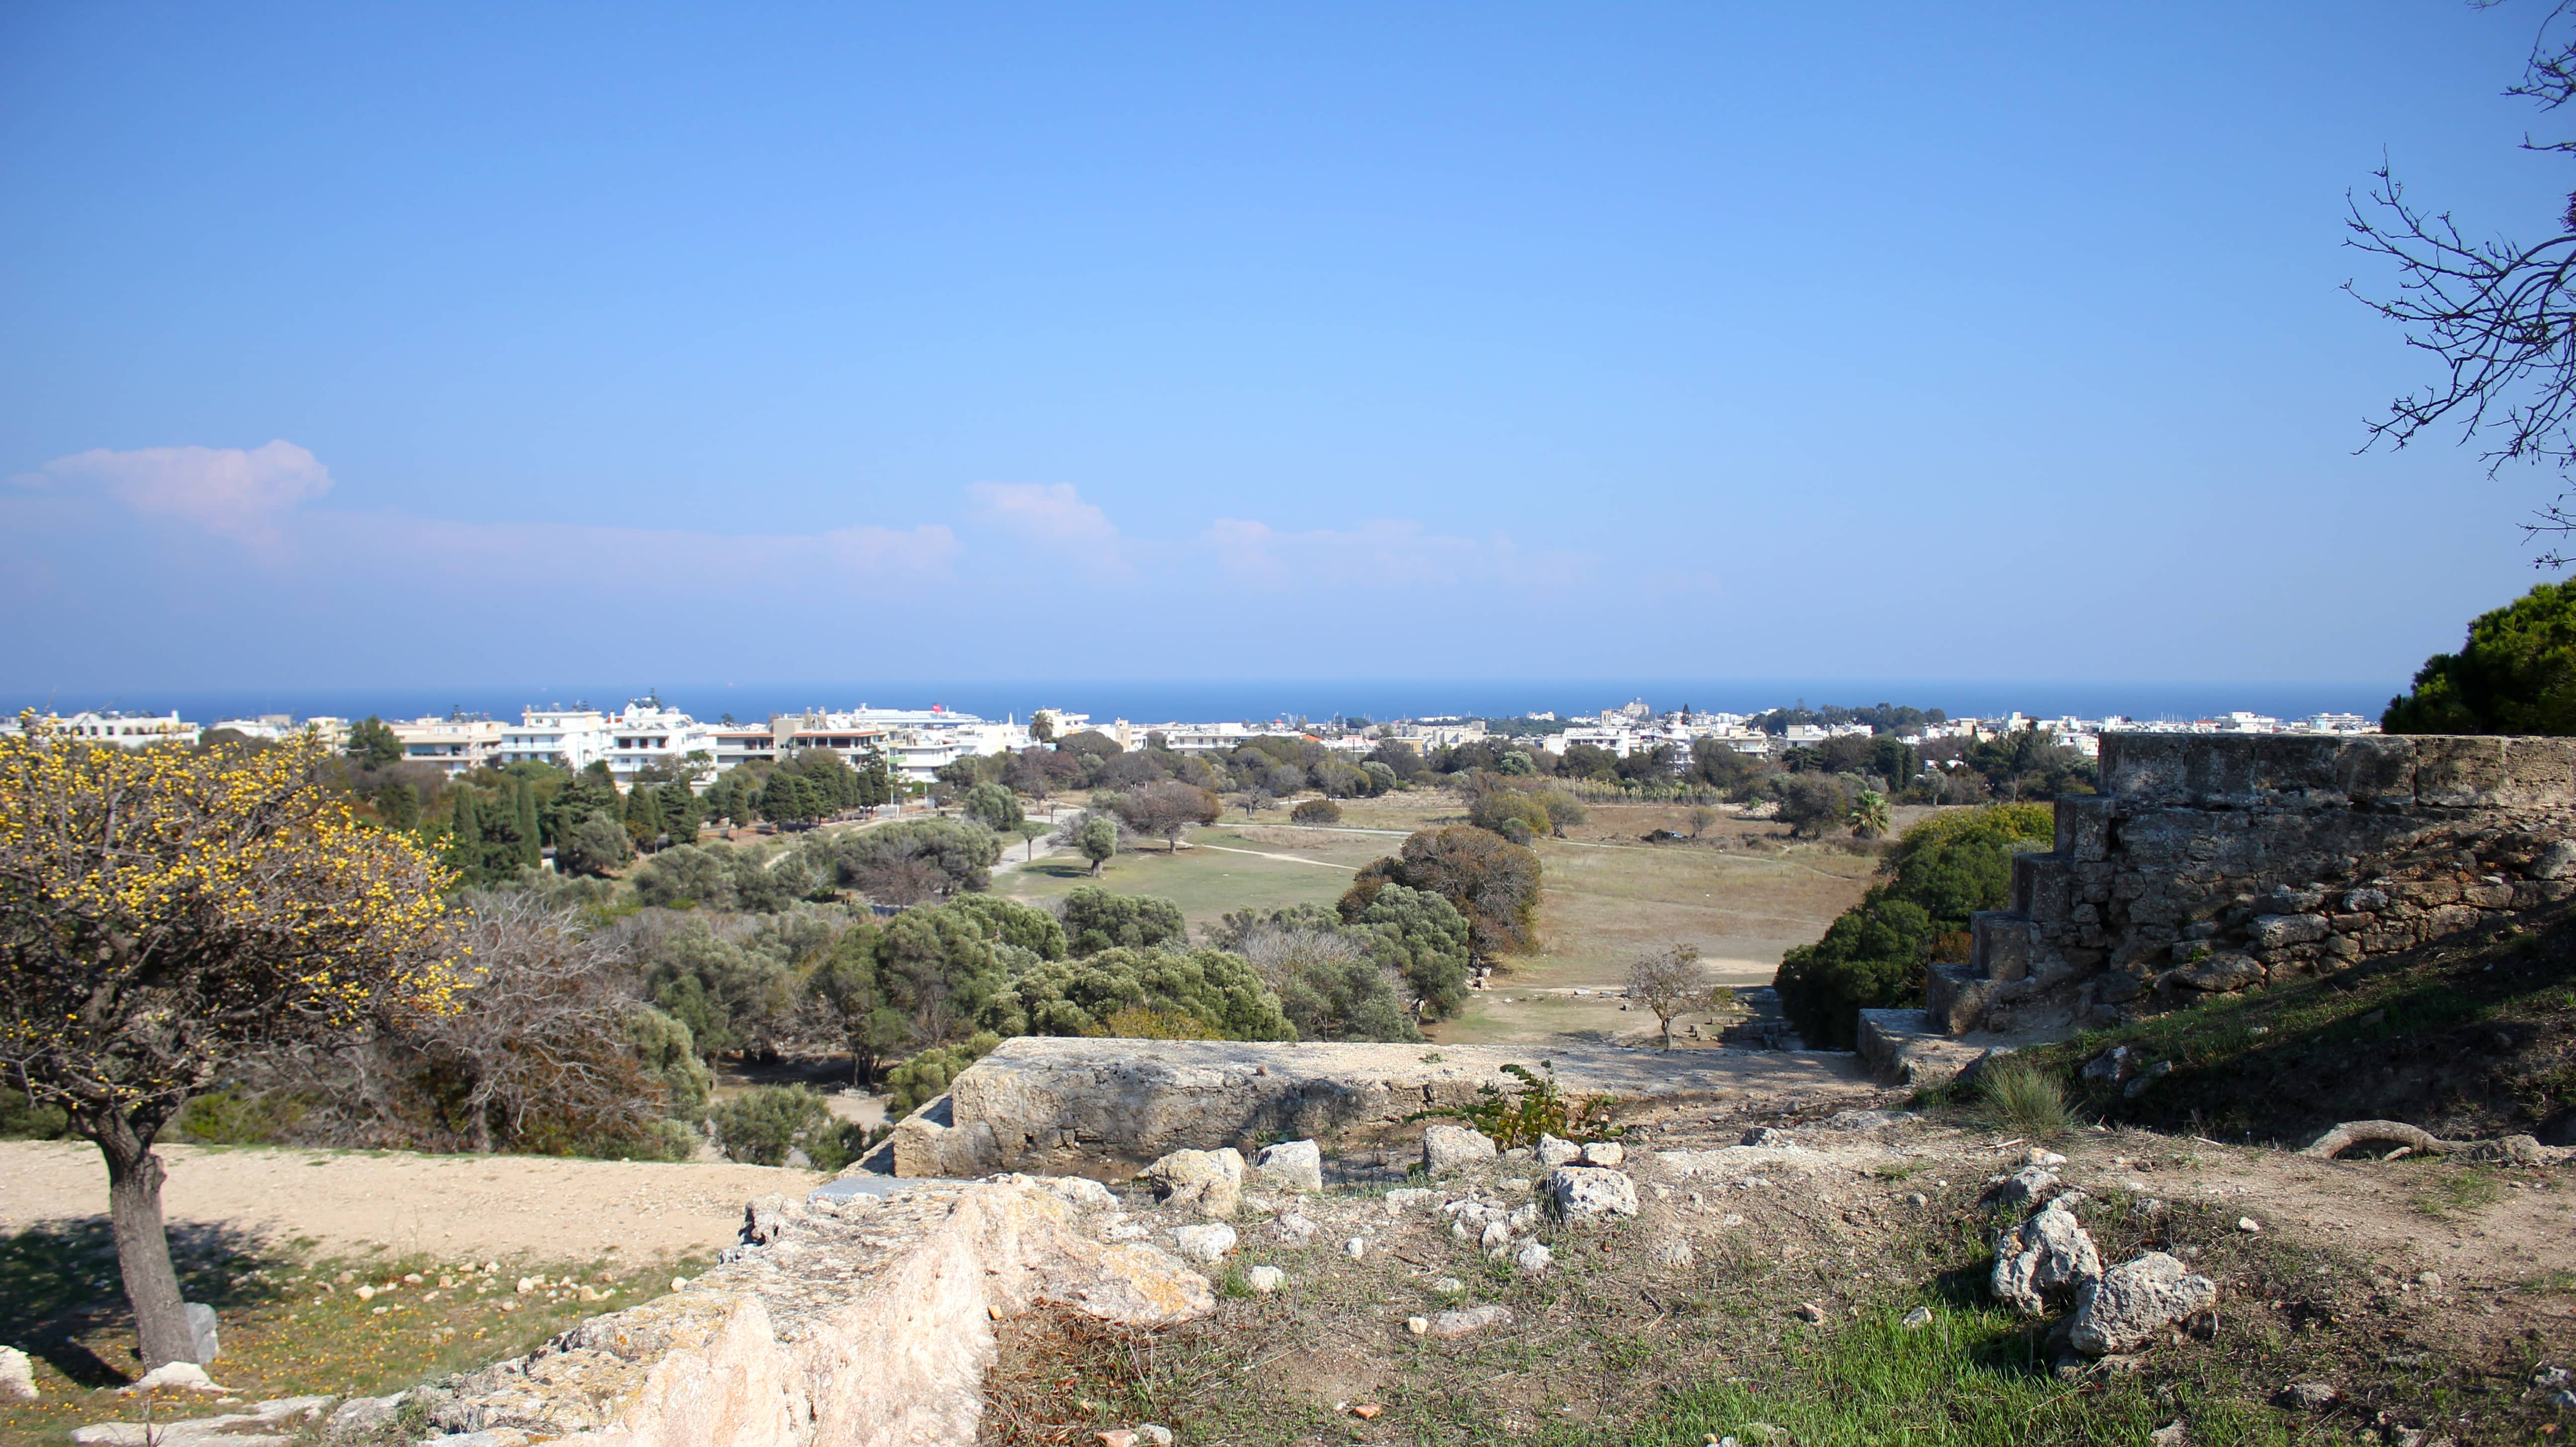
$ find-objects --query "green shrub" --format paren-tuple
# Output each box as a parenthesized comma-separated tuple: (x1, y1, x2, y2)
(173, 1088, 310, 1145)
(708, 1085, 837, 1167)
(884, 1032, 1003, 1115)
(1413, 1062, 1618, 1149)
(1773, 803, 2053, 1048)
(1288, 798, 1343, 826)
(0, 1085, 69, 1140)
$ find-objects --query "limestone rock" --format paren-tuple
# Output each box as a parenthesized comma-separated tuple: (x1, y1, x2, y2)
(1253, 1139, 1323, 1193)
(1144, 1148, 1245, 1218)
(0, 1346, 34, 1401)
(1426, 1305, 1512, 1339)
(1992, 1199, 2101, 1316)
(1000, 1173, 1117, 1211)
(1535, 1134, 1581, 1167)
(1649, 1237, 1696, 1269)
(1383, 1188, 1431, 1210)
(1275, 1212, 1316, 1243)
(1577, 1141, 1625, 1168)
(1547, 1166, 1639, 1219)
(183, 1304, 219, 1366)
(1514, 1242, 1551, 1275)
(1987, 1166, 2058, 1209)
(2273, 1383, 2340, 1412)
(2069, 1253, 2218, 1357)
(1423, 1124, 1497, 1175)
(2081, 1046, 2135, 1084)
(121, 1362, 228, 1395)
(1902, 1306, 1934, 1329)
(2171, 953, 2263, 992)
(1344, 1236, 1368, 1260)
(2121, 1061, 2174, 1099)
(1168, 1224, 1237, 1265)
(1739, 1127, 1791, 1147)
(324, 1394, 404, 1444)
(1243, 1266, 1285, 1294)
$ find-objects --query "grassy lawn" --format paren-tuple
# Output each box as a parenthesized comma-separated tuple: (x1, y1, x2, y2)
(997, 834, 1357, 928)
(0, 1219, 708, 1447)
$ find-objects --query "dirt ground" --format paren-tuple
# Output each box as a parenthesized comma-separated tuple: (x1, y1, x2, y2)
(0, 1141, 824, 1264)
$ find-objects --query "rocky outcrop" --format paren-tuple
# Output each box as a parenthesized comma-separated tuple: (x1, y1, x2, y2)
(1929, 734, 2576, 1036)
(419, 1178, 1211, 1447)
(2068, 1252, 2217, 1357)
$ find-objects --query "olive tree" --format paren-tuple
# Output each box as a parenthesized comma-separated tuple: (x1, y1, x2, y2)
(1625, 942, 1716, 1050)
(0, 722, 462, 1367)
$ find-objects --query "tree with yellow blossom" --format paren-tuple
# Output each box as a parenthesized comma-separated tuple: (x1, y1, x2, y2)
(0, 716, 462, 1370)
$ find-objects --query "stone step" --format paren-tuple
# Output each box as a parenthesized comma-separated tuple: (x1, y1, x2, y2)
(1926, 963, 1993, 1035)
(1857, 1008, 1988, 1087)
(1968, 909, 2033, 984)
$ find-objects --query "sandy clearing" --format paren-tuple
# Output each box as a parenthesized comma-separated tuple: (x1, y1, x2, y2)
(0, 1141, 822, 1266)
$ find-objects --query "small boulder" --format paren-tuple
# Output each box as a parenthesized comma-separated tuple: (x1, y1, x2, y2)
(2069, 1253, 2218, 1357)
(2121, 1061, 2174, 1099)
(1145, 1147, 1246, 1218)
(1514, 1242, 1552, 1275)
(325, 1394, 404, 1444)
(120, 1362, 228, 1395)
(1650, 1237, 1696, 1269)
(182, 1304, 219, 1366)
(1536, 1134, 1581, 1167)
(1740, 1127, 1791, 1147)
(2021, 1148, 2068, 1168)
(1243, 1265, 1286, 1294)
(1546, 1166, 1640, 1219)
(1902, 1306, 1934, 1330)
(1274, 1212, 1316, 1243)
(1794, 1302, 1827, 1324)
(1344, 1236, 1367, 1260)
(1577, 1141, 1625, 1168)
(1991, 1199, 2102, 1317)
(1138, 1428, 1175, 1447)
(1169, 1224, 1237, 1264)
(1427, 1305, 1512, 1339)
(0, 1346, 35, 1401)
(1383, 1188, 1432, 1209)
(1254, 1139, 1324, 1194)
(2081, 1046, 2135, 1084)
(1478, 1220, 1511, 1249)
(2272, 1383, 2341, 1412)
(1424, 1124, 1498, 1175)
(1986, 1166, 2059, 1209)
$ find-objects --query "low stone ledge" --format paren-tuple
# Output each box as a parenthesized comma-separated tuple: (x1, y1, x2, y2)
(894, 1037, 1875, 1176)
(419, 1178, 1212, 1447)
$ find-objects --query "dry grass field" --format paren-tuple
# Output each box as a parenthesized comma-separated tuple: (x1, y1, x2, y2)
(1002, 789, 1938, 1048)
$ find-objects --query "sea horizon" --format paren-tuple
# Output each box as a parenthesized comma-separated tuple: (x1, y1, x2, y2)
(2, 676, 2405, 731)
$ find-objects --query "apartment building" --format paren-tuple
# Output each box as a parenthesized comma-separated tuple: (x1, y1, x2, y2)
(51, 710, 200, 748)
(391, 717, 506, 776)
(603, 699, 719, 784)
(500, 708, 610, 771)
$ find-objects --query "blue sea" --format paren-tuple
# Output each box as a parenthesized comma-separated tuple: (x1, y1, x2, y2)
(10, 677, 2404, 729)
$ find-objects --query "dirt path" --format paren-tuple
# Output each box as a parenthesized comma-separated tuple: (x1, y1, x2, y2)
(0, 1142, 821, 1266)
(1194, 842, 1360, 870)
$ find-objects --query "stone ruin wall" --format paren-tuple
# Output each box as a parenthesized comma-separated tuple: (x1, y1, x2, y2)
(1929, 732, 2576, 1038)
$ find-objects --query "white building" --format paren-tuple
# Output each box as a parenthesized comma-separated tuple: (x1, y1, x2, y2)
(210, 714, 352, 749)
(603, 698, 719, 784)
(500, 708, 611, 771)
(391, 717, 506, 776)
(51, 710, 200, 748)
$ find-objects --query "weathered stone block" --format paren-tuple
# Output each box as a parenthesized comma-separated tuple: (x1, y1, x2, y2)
(2055, 794, 2116, 862)
(1971, 912, 2033, 984)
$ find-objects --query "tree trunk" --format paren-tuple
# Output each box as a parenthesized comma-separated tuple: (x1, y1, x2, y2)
(96, 1119, 196, 1369)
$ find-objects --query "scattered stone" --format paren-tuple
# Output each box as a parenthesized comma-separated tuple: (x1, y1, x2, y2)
(2416, 1271, 2442, 1291)
(1138, 1427, 1175, 1447)
(1546, 1166, 1640, 1219)
(1577, 1141, 1625, 1168)
(2236, 1217, 2261, 1234)
(1427, 1305, 1512, 1339)
(1009, 1174, 1117, 1211)
(1169, 1224, 1237, 1265)
(2070, 1253, 2218, 1357)
(1424, 1124, 1498, 1175)
(1902, 1306, 1934, 1329)
(121, 1362, 230, 1395)
(1507, 1204, 1540, 1232)
(0, 1346, 35, 1401)
(1905, 1192, 1929, 1207)
(1514, 1243, 1551, 1276)
(1098, 1430, 1137, 1447)
(1500, 1177, 1532, 1192)
(1536, 1134, 1581, 1167)
(1433, 1276, 1464, 1293)
(2149, 1422, 2189, 1447)
(1253, 1139, 1324, 1193)
(1345, 1236, 1368, 1260)
(1992, 1198, 2103, 1317)
(2273, 1383, 2341, 1412)
(2536, 1366, 2571, 1388)
(1351, 1404, 1383, 1419)
(1479, 1220, 1512, 1249)
(1740, 1127, 1790, 1147)
(324, 1393, 404, 1444)
(2082, 1046, 2137, 1084)
(2021, 1148, 2068, 1168)
(1406, 1316, 1429, 1335)
(1243, 1265, 1285, 1294)
(1650, 1237, 1696, 1269)
(1384, 1188, 1432, 1209)
(183, 1304, 220, 1365)
(2122, 1061, 2175, 1099)
(1987, 1166, 2059, 1209)
(1276, 1213, 1317, 1243)
(1794, 1302, 1827, 1324)
(1145, 1147, 1247, 1218)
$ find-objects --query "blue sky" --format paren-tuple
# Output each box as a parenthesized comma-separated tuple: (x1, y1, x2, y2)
(2, 3, 2568, 704)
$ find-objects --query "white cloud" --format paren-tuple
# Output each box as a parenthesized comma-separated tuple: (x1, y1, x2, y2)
(35, 440, 333, 549)
(968, 482, 1120, 544)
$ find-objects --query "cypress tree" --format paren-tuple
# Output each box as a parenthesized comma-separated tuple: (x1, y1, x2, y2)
(515, 781, 541, 868)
